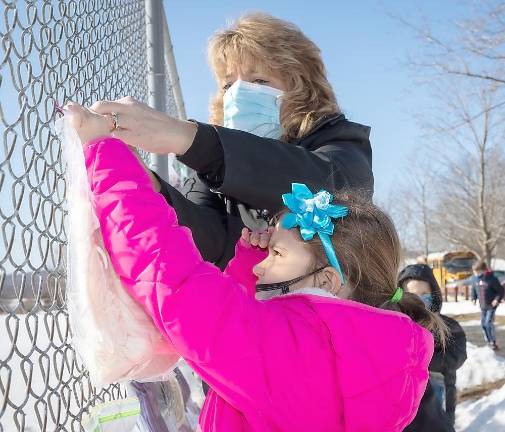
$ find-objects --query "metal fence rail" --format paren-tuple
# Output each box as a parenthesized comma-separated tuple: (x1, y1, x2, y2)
(0, 1, 185, 430)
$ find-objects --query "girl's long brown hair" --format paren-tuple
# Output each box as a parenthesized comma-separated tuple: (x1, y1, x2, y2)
(284, 191, 448, 346)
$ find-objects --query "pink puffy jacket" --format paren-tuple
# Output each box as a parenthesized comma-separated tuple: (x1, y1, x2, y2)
(84, 137, 433, 431)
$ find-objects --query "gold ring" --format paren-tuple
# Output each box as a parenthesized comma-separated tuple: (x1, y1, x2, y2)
(111, 111, 119, 130)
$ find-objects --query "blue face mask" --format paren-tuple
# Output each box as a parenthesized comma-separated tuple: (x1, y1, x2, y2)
(420, 293, 433, 310)
(223, 80, 283, 139)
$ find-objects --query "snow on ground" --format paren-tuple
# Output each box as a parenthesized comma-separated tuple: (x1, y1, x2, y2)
(457, 343, 505, 391)
(458, 319, 505, 331)
(455, 341, 505, 430)
(456, 383, 505, 431)
(441, 300, 505, 316)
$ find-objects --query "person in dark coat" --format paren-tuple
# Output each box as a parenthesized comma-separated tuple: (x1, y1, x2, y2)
(91, 13, 373, 269)
(399, 264, 467, 429)
(471, 259, 504, 350)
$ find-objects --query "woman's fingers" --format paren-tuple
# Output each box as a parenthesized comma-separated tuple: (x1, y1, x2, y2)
(92, 101, 134, 134)
(90, 99, 130, 116)
(63, 102, 85, 129)
(89, 97, 193, 155)
(63, 102, 110, 144)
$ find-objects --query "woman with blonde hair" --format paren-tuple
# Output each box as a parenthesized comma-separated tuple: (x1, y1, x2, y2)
(92, 12, 373, 268)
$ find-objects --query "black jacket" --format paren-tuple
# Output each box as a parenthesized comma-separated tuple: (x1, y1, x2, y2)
(430, 315, 467, 424)
(399, 264, 467, 428)
(157, 114, 373, 268)
(471, 271, 504, 309)
(403, 381, 455, 432)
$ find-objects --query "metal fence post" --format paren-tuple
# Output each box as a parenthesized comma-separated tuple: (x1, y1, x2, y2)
(145, 0, 169, 181)
(161, 7, 187, 121)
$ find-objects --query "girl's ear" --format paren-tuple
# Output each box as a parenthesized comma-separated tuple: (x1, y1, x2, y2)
(319, 267, 345, 297)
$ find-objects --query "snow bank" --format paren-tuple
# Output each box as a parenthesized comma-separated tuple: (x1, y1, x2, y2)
(457, 343, 505, 391)
(456, 383, 505, 431)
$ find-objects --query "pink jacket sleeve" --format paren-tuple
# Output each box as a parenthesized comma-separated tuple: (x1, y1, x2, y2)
(84, 137, 326, 415)
(223, 239, 267, 296)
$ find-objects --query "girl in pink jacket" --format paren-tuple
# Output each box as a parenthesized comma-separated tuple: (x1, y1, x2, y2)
(67, 105, 444, 431)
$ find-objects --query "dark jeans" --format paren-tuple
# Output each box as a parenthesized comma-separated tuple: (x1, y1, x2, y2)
(481, 308, 497, 343)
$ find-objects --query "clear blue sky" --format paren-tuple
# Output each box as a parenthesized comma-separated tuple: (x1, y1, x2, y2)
(164, 0, 470, 202)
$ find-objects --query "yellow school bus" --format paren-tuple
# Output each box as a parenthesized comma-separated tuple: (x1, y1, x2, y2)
(425, 251, 477, 289)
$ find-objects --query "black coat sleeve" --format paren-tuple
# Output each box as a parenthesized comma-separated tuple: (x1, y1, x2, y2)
(154, 171, 243, 269)
(491, 275, 504, 303)
(430, 315, 467, 374)
(471, 280, 478, 301)
(178, 119, 373, 214)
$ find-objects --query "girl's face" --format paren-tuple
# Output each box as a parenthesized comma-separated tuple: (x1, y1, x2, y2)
(220, 62, 287, 93)
(252, 222, 317, 291)
(404, 280, 431, 296)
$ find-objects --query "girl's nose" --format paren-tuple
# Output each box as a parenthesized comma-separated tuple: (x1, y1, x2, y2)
(253, 258, 267, 278)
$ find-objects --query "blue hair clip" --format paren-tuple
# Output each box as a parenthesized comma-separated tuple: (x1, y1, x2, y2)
(281, 183, 348, 283)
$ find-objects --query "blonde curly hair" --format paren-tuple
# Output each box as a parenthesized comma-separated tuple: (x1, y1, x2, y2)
(207, 13, 340, 142)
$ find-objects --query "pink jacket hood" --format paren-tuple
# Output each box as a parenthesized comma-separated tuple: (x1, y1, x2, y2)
(84, 137, 433, 431)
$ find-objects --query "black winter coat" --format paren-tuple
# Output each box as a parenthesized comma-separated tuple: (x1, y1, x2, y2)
(398, 264, 467, 429)
(403, 382, 455, 432)
(157, 114, 373, 268)
(471, 271, 504, 309)
(430, 315, 467, 424)
(404, 315, 466, 432)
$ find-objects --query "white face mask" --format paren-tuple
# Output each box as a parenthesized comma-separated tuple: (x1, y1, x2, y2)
(223, 80, 284, 139)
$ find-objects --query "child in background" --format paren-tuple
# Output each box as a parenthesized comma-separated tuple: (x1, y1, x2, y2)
(67, 103, 442, 432)
(399, 264, 467, 429)
(471, 260, 504, 350)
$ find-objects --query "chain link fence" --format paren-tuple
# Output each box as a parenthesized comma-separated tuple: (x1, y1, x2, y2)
(0, 1, 186, 430)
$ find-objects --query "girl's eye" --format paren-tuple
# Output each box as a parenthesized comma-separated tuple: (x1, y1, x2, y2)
(272, 249, 282, 256)
(222, 83, 232, 91)
(253, 79, 269, 85)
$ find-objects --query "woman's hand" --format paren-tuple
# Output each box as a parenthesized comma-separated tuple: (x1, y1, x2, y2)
(64, 102, 111, 144)
(240, 227, 273, 249)
(90, 97, 197, 155)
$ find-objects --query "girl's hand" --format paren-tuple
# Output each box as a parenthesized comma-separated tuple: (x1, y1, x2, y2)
(64, 102, 111, 144)
(90, 97, 197, 155)
(240, 227, 273, 249)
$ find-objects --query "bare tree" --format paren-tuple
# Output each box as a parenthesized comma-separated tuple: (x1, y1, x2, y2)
(391, 2, 505, 262)
(426, 85, 505, 263)
(382, 149, 446, 261)
(400, 1, 505, 86)
(396, 155, 438, 259)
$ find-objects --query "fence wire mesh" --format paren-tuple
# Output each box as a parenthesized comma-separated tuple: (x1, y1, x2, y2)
(0, 1, 185, 430)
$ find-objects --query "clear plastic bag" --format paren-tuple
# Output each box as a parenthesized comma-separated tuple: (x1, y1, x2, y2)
(56, 116, 180, 388)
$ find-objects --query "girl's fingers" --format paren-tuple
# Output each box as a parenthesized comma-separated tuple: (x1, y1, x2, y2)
(241, 228, 270, 248)
(241, 227, 250, 241)
(259, 231, 270, 248)
(249, 231, 261, 246)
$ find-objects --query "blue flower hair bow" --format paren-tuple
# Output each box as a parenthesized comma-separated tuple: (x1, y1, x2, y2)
(281, 183, 349, 283)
